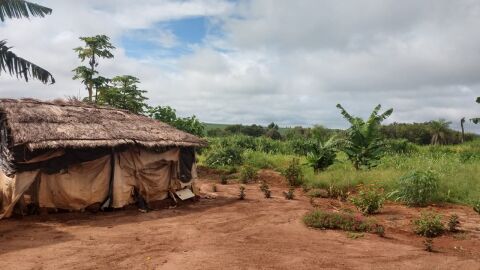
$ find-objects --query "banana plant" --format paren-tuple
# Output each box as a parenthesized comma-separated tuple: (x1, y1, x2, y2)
(336, 104, 393, 170)
(305, 136, 339, 173)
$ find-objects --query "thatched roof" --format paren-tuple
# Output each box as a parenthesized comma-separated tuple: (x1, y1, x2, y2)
(0, 99, 207, 151)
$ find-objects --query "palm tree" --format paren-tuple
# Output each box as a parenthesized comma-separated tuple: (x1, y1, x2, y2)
(0, 0, 55, 83)
(429, 119, 451, 145)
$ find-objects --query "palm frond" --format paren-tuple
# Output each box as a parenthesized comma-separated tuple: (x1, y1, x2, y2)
(0, 40, 55, 84)
(0, 0, 52, 21)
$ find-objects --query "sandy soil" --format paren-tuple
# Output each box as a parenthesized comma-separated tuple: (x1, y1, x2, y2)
(1, 169, 480, 270)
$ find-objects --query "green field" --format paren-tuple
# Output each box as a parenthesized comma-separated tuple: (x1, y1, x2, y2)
(198, 136, 480, 206)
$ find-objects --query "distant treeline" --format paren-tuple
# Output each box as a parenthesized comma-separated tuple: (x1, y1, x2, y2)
(205, 121, 478, 145)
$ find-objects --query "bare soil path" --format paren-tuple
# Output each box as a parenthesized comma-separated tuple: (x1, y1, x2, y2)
(1, 170, 480, 270)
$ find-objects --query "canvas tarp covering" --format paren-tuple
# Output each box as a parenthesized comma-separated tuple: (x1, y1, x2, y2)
(0, 147, 195, 219)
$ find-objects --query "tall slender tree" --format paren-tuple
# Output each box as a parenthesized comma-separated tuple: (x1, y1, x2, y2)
(460, 117, 465, 143)
(0, 0, 54, 83)
(72, 35, 115, 102)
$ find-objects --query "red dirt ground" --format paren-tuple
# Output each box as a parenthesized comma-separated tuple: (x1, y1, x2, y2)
(1, 169, 479, 270)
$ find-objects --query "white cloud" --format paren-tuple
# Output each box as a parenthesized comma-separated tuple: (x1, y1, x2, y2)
(0, 0, 479, 133)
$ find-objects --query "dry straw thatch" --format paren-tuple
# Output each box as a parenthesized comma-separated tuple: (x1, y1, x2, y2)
(0, 98, 207, 152)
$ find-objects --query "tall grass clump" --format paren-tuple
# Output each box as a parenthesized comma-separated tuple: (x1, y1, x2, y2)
(391, 170, 439, 206)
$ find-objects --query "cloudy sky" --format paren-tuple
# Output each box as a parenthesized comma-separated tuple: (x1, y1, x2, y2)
(0, 0, 479, 132)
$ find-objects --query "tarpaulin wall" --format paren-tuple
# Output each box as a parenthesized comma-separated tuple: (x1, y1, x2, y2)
(0, 147, 196, 219)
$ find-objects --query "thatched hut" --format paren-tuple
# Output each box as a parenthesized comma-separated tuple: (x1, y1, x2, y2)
(0, 98, 206, 219)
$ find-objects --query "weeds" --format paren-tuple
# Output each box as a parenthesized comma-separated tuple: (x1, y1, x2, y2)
(328, 184, 349, 201)
(424, 238, 434, 252)
(303, 209, 384, 236)
(307, 189, 329, 198)
(283, 187, 295, 200)
(473, 199, 480, 214)
(239, 165, 258, 184)
(205, 145, 243, 168)
(448, 214, 460, 232)
(220, 175, 228, 185)
(346, 232, 364, 239)
(413, 211, 445, 237)
(349, 185, 385, 215)
(282, 158, 304, 187)
(392, 170, 439, 206)
(260, 181, 271, 198)
(239, 185, 246, 200)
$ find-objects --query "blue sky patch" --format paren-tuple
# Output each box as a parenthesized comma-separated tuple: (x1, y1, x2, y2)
(121, 16, 219, 59)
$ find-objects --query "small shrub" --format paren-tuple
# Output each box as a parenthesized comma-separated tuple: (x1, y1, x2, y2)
(424, 238, 434, 252)
(212, 184, 217, 192)
(473, 199, 480, 214)
(239, 165, 258, 184)
(260, 181, 271, 198)
(239, 185, 246, 200)
(349, 185, 385, 215)
(220, 175, 228, 185)
(413, 211, 445, 237)
(393, 170, 439, 206)
(282, 158, 304, 187)
(283, 187, 295, 200)
(303, 209, 384, 236)
(447, 214, 460, 232)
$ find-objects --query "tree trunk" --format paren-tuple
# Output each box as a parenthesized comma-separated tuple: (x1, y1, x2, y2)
(88, 83, 93, 102)
(460, 118, 465, 143)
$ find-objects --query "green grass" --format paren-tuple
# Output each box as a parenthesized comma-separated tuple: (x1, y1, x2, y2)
(199, 139, 480, 206)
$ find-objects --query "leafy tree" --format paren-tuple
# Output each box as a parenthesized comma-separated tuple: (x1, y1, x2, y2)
(267, 122, 279, 130)
(305, 136, 339, 173)
(336, 104, 393, 170)
(73, 35, 115, 102)
(265, 122, 282, 140)
(97, 75, 148, 114)
(0, 0, 54, 83)
(265, 128, 282, 140)
(149, 105, 205, 137)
